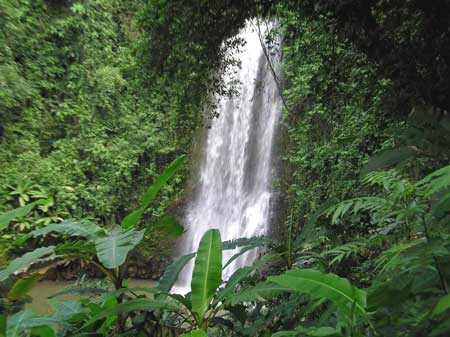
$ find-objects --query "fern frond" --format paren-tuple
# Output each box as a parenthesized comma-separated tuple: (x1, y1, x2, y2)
(375, 240, 423, 273)
(324, 197, 388, 224)
(363, 170, 403, 191)
(322, 241, 366, 266)
(364, 170, 415, 201)
(375, 239, 450, 274)
(417, 165, 450, 197)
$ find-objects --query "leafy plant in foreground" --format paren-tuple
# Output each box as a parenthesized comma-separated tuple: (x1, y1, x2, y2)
(0, 155, 186, 336)
(78, 229, 267, 336)
(318, 165, 450, 336)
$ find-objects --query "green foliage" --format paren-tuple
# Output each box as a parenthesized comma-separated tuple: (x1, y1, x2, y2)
(94, 227, 144, 269)
(226, 281, 288, 306)
(190, 229, 222, 326)
(316, 165, 450, 336)
(0, 201, 47, 231)
(0, 157, 185, 335)
(121, 155, 186, 229)
(6, 311, 35, 337)
(272, 326, 341, 337)
(431, 294, 450, 317)
(278, 3, 400, 250)
(83, 298, 181, 328)
(157, 253, 196, 293)
(180, 329, 208, 337)
(6, 274, 41, 301)
(0, 0, 193, 230)
(268, 269, 366, 317)
(0, 247, 55, 282)
(1, 1, 450, 336)
(31, 219, 104, 239)
(0, 315, 5, 337)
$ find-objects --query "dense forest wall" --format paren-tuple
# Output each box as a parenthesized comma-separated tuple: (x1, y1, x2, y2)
(0, 0, 209, 263)
(278, 8, 399, 241)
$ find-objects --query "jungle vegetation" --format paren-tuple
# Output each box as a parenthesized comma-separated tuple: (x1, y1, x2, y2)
(1, 0, 450, 336)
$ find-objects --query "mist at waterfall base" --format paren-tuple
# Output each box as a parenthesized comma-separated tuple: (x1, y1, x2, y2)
(174, 22, 283, 293)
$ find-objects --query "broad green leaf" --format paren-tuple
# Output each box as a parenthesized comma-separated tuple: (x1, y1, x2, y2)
(121, 155, 186, 229)
(0, 315, 6, 337)
(0, 246, 55, 281)
(190, 229, 222, 325)
(268, 269, 366, 316)
(432, 190, 450, 218)
(7, 311, 34, 337)
(296, 326, 341, 336)
(0, 200, 47, 231)
(7, 274, 41, 301)
(272, 326, 341, 337)
(180, 329, 208, 337)
(157, 253, 196, 292)
(49, 300, 83, 320)
(100, 287, 160, 299)
(431, 293, 450, 317)
(215, 267, 252, 304)
(223, 245, 259, 270)
(157, 236, 264, 294)
(83, 298, 180, 327)
(26, 318, 62, 328)
(7, 315, 63, 336)
(54, 241, 95, 255)
(95, 227, 144, 269)
(151, 214, 184, 237)
(140, 155, 186, 206)
(48, 287, 108, 299)
(162, 293, 193, 311)
(226, 281, 289, 305)
(30, 326, 55, 337)
(361, 146, 416, 175)
(120, 209, 144, 230)
(31, 220, 104, 239)
(271, 331, 299, 337)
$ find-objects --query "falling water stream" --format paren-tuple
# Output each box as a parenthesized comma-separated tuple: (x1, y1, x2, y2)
(177, 21, 283, 290)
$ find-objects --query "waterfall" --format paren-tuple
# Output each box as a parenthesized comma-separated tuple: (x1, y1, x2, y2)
(176, 21, 282, 290)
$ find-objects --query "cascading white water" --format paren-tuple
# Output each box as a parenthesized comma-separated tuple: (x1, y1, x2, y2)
(177, 21, 282, 289)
